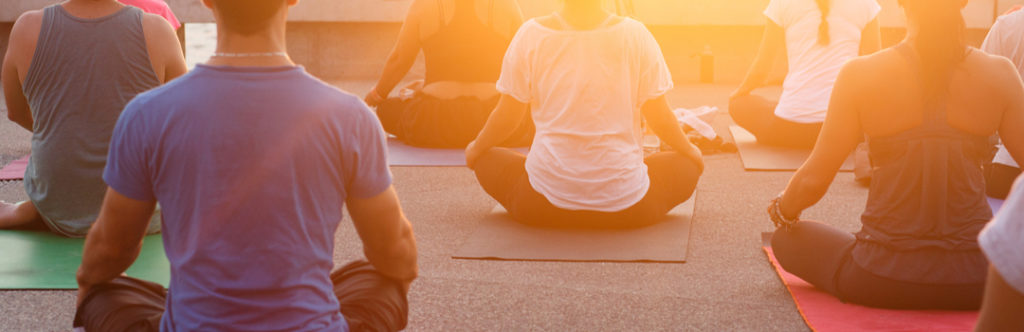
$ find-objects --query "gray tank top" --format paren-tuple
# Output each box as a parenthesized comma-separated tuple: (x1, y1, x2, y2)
(21, 5, 161, 237)
(852, 44, 995, 284)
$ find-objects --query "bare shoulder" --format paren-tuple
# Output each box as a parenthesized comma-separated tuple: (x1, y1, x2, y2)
(140, 12, 175, 34)
(6, 9, 44, 64)
(836, 48, 890, 84)
(10, 9, 44, 41)
(967, 48, 1023, 92)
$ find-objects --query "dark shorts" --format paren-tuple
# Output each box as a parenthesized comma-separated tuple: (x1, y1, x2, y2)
(74, 260, 408, 332)
(472, 148, 702, 228)
(376, 94, 533, 149)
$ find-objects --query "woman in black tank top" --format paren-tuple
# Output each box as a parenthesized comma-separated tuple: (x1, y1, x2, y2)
(767, 0, 1024, 310)
(364, 0, 532, 148)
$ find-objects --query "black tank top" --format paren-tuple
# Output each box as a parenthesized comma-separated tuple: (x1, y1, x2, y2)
(853, 43, 994, 284)
(421, 0, 509, 84)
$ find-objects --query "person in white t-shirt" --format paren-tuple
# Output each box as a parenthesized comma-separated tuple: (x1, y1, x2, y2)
(976, 176, 1024, 331)
(463, 0, 704, 228)
(730, 0, 881, 149)
(981, 9, 1024, 199)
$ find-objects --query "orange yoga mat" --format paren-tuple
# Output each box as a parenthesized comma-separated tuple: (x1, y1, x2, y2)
(762, 246, 978, 332)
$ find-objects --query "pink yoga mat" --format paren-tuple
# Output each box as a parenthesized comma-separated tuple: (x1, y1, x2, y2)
(0, 156, 29, 181)
(763, 247, 978, 332)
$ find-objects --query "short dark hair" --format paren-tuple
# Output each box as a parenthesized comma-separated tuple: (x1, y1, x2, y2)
(210, 0, 287, 35)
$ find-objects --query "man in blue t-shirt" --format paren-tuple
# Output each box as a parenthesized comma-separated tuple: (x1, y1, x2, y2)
(73, 0, 418, 331)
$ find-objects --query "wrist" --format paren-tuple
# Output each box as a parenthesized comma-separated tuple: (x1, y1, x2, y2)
(768, 193, 800, 230)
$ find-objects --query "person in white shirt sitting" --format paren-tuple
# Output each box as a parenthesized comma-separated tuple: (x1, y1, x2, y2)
(464, 0, 704, 228)
(730, 0, 881, 149)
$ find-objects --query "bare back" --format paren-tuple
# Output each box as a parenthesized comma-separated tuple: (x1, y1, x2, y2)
(851, 46, 1015, 139)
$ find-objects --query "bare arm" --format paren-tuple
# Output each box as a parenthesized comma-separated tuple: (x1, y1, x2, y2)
(3, 11, 43, 131)
(76, 188, 156, 304)
(464, 94, 528, 168)
(733, 21, 785, 98)
(366, 0, 425, 106)
(859, 18, 881, 56)
(975, 266, 1024, 332)
(347, 186, 418, 286)
(641, 96, 704, 172)
(999, 58, 1024, 166)
(141, 13, 187, 83)
(778, 61, 864, 218)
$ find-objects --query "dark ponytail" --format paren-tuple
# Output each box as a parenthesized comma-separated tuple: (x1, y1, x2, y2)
(902, 0, 968, 100)
(815, 0, 830, 45)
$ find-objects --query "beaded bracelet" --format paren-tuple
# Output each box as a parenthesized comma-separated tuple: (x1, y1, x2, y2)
(768, 193, 800, 230)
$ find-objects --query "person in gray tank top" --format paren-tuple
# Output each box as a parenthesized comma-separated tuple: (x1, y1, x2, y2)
(1, 0, 186, 237)
(766, 0, 1024, 310)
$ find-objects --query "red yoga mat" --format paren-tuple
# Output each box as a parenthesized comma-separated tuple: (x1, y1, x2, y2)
(0, 156, 29, 181)
(763, 247, 978, 332)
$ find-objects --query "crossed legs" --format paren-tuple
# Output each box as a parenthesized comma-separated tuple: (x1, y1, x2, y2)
(772, 221, 985, 310)
(473, 148, 700, 228)
(728, 94, 822, 149)
(74, 260, 409, 332)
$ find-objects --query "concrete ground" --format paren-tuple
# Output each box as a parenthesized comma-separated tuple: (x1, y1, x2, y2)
(0, 83, 869, 331)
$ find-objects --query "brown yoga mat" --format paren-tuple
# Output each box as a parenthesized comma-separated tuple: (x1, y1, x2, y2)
(453, 197, 695, 263)
(730, 126, 854, 172)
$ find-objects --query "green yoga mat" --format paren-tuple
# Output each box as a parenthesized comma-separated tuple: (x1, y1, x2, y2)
(0, 230, 169, 289)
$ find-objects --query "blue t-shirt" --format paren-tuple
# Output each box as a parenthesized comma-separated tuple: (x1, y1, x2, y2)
(104, 64, 392, 332)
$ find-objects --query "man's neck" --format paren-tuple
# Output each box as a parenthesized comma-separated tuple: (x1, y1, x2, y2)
(207, 25, 295, 68)
(61, 0, 124, 18)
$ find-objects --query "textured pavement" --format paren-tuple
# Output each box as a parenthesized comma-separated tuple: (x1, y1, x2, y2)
(0, 84, 869, 331)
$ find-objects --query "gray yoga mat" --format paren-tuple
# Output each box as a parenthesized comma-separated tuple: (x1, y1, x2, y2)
(453, 197, 695, 263)
(387, 138, 528, 167)
(730, 126, 854, 172)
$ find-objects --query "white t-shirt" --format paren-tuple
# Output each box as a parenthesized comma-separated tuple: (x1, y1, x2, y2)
(979, 176, 1024, 294)
(982, 10, 1024, 168)
(764, 0, 881, 123)
(496, 17, 673, 211)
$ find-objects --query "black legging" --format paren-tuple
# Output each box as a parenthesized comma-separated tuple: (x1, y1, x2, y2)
(473, 148, 701, 229)
(729, 94, 822, 149)
(771, 221, 985, 310)
(986, 163, 1021, 199)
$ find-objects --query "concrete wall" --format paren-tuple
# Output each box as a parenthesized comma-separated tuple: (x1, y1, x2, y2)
(4, 0, 1024, 83)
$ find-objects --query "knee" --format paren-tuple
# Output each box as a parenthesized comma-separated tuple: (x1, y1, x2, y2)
(333, 261, 409, 332)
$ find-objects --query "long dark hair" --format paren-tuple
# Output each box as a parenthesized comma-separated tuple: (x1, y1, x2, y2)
(900, 0, 969, 99)
(815, 0, 830, 45)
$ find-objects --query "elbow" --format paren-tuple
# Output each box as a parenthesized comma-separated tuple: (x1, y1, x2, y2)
(8, 113, 30, 130)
